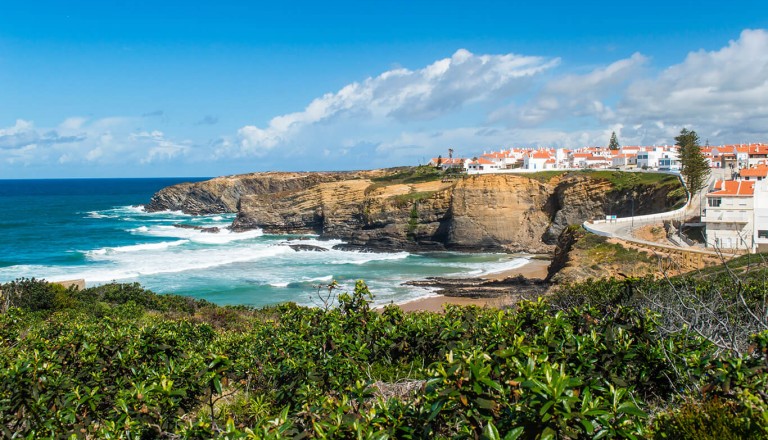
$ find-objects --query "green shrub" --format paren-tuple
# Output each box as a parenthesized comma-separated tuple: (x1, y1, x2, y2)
(1, 276, 768, 437)
(0, 278, 59, 312)
(651, 396, 768, 439)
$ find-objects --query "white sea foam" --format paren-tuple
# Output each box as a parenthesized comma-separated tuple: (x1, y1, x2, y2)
(278, 238, 343, 251)
(42, 244, 294, 283)
(305, 275, 334, 282)
(131, 225, 263, 243)
(86, 240, 189, 257)
(329, 251, 410, 265)
(85, 211, 111, 219)
(475, 257, 530, 275)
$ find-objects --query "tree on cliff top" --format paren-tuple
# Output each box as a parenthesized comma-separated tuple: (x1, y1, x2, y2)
(609, 131, 620, 150)
(676, 128, 710, 196)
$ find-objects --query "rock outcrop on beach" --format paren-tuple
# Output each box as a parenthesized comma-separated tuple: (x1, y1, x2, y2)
(146, 168, 685, 253)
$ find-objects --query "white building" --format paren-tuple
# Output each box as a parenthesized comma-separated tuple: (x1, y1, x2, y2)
(739, 165, 768, 181)
(523, 150, 555, 170)
(753, 180, 768, 252)
(703, 180, 755, 251)
(637, 148, 662, 169)
(467, 157, 502, 174)
(611, 153, 637, 169)
(428, 157, 469, 171)
(658, 150, 681, 171)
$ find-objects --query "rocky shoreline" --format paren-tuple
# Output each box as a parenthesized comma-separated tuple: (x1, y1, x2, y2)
(396, 258, 552, 312)
(404, 275, 550, 300)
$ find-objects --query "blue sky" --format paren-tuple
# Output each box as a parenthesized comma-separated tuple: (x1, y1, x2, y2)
(1, 1, 766, 178)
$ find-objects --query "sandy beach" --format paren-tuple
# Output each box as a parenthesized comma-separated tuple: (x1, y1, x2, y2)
(397, 257, 550, 312)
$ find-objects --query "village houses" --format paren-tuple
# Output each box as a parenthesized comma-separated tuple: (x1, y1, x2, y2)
(428, 142, 768, 253)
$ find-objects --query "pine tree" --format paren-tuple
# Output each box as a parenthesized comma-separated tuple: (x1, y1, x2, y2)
(608, 131, 620, 150)
(676, 128, 710, 195)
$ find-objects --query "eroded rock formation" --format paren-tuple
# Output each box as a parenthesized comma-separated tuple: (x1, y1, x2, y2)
(146, 169, 685, 253)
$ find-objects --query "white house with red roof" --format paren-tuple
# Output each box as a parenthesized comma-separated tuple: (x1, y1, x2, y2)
(523, 150, 557, 170)
(747, 143, 768, 167)
(467, 157, 503, 174)
(428, 157, 470, 171)
(738, 165, 768, 181)
(479, 150, 518, 168)
(703, 179, 756, 251)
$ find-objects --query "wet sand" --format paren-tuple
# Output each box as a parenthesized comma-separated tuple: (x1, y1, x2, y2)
(397, 258, 550, 313)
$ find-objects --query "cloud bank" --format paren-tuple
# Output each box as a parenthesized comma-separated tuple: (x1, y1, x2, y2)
(3, 29, 768, 176)
(0, 117, 190, 168)
(230, 29, 768, 167)
(235, 49, 559, 156)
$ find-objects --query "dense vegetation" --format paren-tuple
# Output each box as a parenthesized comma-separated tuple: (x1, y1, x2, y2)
(2, 270, 768, 438)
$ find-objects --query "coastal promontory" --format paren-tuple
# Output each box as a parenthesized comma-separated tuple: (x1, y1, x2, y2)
(146, 167, 685, 253)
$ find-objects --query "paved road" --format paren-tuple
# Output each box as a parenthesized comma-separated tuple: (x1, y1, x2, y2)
(584, 168, 730, 256)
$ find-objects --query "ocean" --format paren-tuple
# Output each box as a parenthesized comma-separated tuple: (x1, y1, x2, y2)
(0, 178, 529, 307)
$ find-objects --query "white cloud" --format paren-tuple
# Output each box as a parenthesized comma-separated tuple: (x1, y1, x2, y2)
(0, 119, 38, 150)
(229, 32, 768, 168)
(236, 49, 559, 156)
(619, 29, 768, 142)
(58, 117, 88, 131)
(0, 117, 191, 167)
(493, 52, 647, 126)
(133, 131, 190, 164)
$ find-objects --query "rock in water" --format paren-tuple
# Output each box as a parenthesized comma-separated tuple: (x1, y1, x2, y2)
(288, 244, 329, 252)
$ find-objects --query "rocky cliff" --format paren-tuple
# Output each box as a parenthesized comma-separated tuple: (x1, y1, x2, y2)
(146, 169, 685, 254)
(546, 226, 657, 283)
(145, 170, 385, 215)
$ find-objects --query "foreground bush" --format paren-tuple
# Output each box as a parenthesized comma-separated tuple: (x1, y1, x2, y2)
(1, 277, 767, 438)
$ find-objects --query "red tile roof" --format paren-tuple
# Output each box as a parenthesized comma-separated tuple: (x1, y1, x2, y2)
(709, 180, 755, 196)
(739, 165, 768, 178)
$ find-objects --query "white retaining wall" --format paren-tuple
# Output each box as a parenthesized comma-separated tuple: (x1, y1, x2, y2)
(583, 173, 691, 237)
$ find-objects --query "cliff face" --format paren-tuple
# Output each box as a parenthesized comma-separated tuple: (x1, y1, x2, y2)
(145, 171, 384, 215)
(543, 176, 614, 243)
(444, 175, 552, 252)
(546, 226, 658, 284)
(146, 170, 685, 253)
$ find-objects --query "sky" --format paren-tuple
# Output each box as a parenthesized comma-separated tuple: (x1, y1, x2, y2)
(1, 1, 767, 178)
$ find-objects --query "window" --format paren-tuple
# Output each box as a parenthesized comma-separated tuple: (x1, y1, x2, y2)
(760, 230, 768, 239)
(708, 198, 722, 207)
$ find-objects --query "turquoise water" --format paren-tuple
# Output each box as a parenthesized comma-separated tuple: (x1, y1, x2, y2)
(0, 179, 528, 307)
